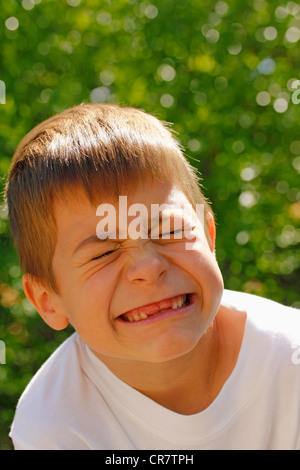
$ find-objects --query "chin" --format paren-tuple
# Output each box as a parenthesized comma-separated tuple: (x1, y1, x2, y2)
(140, 328, 204, 363)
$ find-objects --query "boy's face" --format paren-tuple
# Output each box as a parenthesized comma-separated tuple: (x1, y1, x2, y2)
(48, 177, 224, 363)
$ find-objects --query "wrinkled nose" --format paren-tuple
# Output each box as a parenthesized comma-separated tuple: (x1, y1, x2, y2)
(125, 248, 169, 285)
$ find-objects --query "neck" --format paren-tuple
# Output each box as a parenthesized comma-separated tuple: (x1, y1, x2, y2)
(133, 330, 221, 414)
(93, 305, 246, 415)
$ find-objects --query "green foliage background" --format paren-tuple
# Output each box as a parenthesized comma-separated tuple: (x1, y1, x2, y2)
(0, 0, 299, 450)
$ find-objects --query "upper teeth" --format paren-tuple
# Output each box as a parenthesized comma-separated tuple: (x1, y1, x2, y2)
(122, 295, 187, 322)
(172, 296, 184, 309)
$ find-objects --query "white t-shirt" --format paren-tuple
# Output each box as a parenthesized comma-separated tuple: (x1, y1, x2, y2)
(9, 290, 300, 450)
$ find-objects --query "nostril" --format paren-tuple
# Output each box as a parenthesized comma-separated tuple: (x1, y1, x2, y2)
(126, 253, 169, 284)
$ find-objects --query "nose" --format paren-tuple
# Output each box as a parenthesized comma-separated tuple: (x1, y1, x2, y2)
(125, 246, 169, 285)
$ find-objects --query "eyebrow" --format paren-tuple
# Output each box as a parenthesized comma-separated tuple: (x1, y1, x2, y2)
(72, 211, 180, 256)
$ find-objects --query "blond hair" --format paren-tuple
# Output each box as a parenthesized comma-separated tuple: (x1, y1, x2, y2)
(5, 103, 212, 292)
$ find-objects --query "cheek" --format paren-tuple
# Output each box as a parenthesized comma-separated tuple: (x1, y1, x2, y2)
(193, 247, 223, 282)
(172, 236, 221, 275)
(196, 241, 223, 285)
(169, 240, 224, 300)
(193, 250, 224, 315)
(65, 274, 117, 351)
(75, 265, 121, 320)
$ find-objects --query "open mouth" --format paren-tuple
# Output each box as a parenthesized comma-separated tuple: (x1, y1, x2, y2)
(118, 293, 193, 323)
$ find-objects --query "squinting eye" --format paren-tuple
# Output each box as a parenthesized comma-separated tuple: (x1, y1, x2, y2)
(91, 250, 116, 261)
(159, 228, 183, 238)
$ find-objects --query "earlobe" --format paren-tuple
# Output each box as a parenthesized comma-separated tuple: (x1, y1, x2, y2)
(22, 274, 69, 331)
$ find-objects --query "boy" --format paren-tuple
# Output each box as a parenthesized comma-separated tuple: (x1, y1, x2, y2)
(5, 103, 300, 450)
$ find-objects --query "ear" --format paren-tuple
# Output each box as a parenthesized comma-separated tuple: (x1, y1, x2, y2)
(22, 274, 69, 331)
(206, 212, 216, 252)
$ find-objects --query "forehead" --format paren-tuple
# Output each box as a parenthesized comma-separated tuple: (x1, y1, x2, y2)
(55, 177, 190, 216)
(53, 178, 193, 242)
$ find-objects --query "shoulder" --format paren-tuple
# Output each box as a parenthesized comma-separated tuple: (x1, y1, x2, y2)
(222, 289, 300, 365)
(220, 291, 300, 448)
(223, 289, 300, 332)
(10, 333, 94, 449)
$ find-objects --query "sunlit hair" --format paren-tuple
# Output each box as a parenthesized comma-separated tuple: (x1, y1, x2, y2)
(5, 103, 212, 292)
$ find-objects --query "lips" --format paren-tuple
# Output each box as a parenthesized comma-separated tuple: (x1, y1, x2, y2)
(118, 293, 191, 322)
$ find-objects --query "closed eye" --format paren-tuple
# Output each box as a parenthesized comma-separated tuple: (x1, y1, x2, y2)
(158, 228, 184, 238)
(91, 249, 117, 261)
